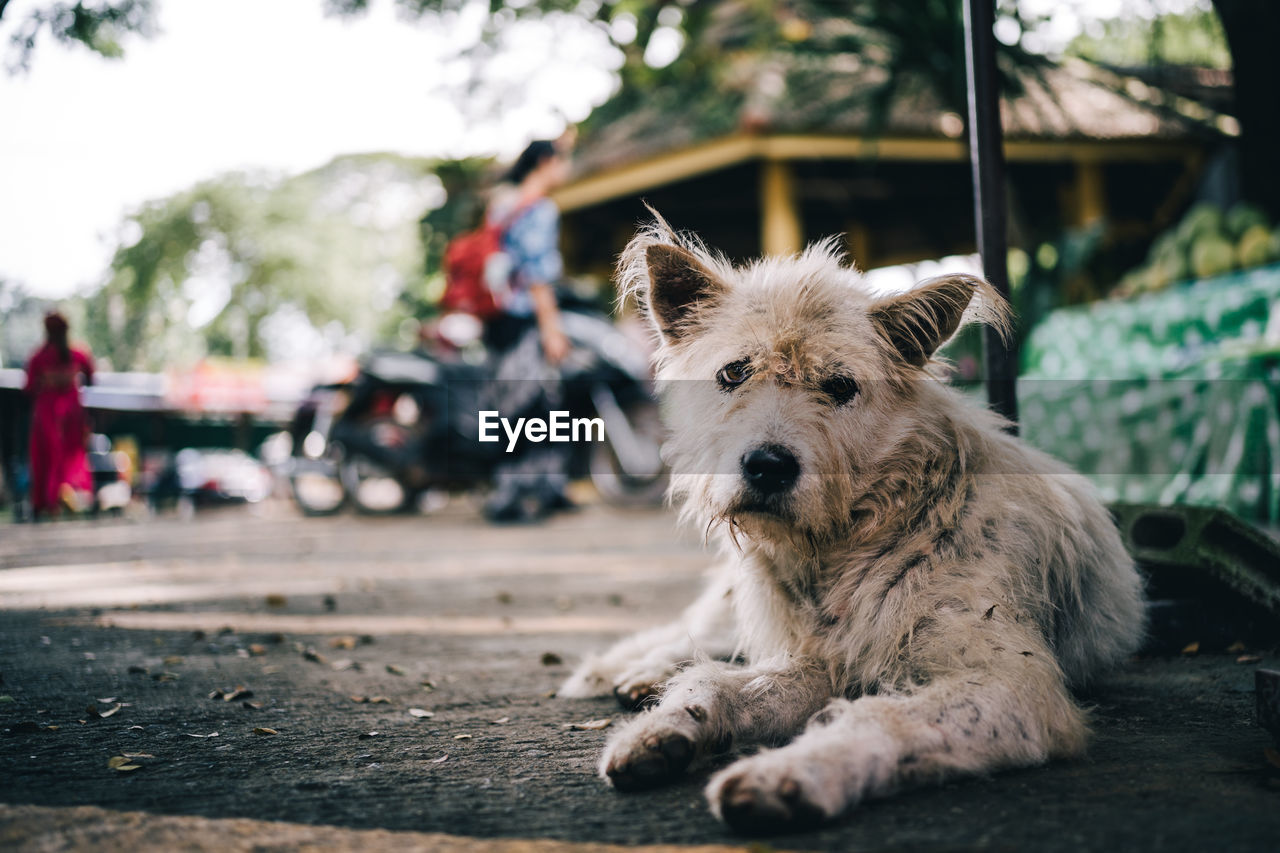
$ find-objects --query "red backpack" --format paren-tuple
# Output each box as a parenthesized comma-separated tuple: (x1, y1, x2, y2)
(441, 201, 532, 320)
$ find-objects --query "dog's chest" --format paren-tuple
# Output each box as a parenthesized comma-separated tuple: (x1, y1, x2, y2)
(738, 547, 883, 649)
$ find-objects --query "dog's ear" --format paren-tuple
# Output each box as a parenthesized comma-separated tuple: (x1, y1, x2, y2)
(643, 243, 725, 342)
(868, 274, 1009, 367)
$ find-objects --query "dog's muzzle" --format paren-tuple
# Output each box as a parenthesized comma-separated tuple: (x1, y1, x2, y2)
(740, 445, 800, 496)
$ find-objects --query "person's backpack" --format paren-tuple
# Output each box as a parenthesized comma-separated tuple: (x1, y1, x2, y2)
(441, 200, 533, 320)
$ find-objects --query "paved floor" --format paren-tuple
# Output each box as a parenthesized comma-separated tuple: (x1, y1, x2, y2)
(0, 503, 1278, 851)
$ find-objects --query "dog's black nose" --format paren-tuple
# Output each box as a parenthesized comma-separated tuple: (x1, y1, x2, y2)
(741, 446, 800, 495)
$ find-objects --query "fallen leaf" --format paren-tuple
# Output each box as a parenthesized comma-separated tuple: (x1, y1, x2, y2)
(540, 652, 563, 666)
(430, 754, 449, 764)
(453, 734, 472, 740)
(83, 652, 96, 661)
(121, 752, 154, 760)
(408, 708, 434, 718)
(419, 681, 435, 691)
(0, 696, 15, 704)
(163, 655, 184, 666)
(247, 644, 267, 656)
(302, 647, 328, 665)
(128, 726, 144, 732)
(153, 672, 180, 682)
(386, 664, 407, 676)
(329, 636, 358, 650)
(253, 727, 278, 736)
(88, 703, 122, 719)
(184, 732, 219, 739)
(1237, 654, 1263, 664)
(331, 659, 359, 672)
(369, 696, 392, 705)
(265, 594, 287, 608)
(1227, 641, 1248, 654)
(97, 697, 117, 704)
(107, 755, 142, 771)
(243, 701, 263, 710)
(359, 731, 380, 739)
(1181, 641, 1200, 655)
(490, 716, 510, 725)
(564, 718, 612, 731)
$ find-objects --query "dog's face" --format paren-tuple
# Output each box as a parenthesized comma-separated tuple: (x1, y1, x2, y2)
(620, 221, 1007, 544)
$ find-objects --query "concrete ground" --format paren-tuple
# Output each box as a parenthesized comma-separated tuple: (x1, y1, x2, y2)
(1, 502, 1278, 852)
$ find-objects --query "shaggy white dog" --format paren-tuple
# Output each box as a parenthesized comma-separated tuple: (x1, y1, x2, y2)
(560, 216, 1144, 834)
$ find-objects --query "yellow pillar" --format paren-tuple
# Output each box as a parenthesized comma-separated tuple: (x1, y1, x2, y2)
(760, 159, 803, 256)
(1074, 160, 1106, 227)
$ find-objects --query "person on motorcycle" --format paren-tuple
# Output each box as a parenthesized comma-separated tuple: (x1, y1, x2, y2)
(482, 138, 576, 522)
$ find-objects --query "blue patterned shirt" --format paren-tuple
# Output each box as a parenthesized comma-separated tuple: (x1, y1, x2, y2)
(488, 196, 563, 317)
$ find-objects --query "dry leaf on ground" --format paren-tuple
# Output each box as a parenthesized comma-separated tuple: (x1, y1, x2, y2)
(540, 653, 563, 666)
(253, 727, 278, 736)
(386, 664, 407, 676)
(408, 708, 434, 718)
(430, 754, 449, 764)
(564, 718, 612, 731)
(1181, 641, 1200, 655)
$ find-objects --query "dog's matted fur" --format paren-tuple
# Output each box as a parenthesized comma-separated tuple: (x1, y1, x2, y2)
(560, 214, 1144, 833)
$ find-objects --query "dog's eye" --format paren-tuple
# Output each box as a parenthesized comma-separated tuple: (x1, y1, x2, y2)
(822, 375, 859, 405)
(716, 359, 751, 390)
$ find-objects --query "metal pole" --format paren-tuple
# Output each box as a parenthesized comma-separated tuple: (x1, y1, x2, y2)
(963, 0, 1019, 431)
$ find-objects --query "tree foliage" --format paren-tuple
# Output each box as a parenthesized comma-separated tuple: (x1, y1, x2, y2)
(1068, 1, 1230, 69)
(1, 0, 155, 71)
(82, 154, 448, 371)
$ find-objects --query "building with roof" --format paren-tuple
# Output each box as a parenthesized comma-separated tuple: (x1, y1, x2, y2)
(553, 53, 1233, 281)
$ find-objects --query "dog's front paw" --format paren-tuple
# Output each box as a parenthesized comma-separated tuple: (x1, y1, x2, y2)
(612, 675, 662, 710)
(706, 755, 838, 835)
(599, 720, 697, 791)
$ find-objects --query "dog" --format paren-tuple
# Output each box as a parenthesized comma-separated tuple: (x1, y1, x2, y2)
(559, 215, 1144, 834)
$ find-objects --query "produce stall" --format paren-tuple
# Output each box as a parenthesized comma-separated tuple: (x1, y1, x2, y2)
(1019, 262, 1280, 523)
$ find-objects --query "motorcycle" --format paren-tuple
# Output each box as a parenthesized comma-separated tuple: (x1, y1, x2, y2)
(287, 303, 666, 516)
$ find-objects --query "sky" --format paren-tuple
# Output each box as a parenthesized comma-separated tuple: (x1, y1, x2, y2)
(0, 0, 1178, 301)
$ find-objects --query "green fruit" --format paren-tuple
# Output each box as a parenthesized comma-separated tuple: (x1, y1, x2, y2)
(1238, 224, 1272, 269)
(1177, 202, 1225, 243)
(1190, 234, 1237, 279)
(1224, 202, 1269, 239)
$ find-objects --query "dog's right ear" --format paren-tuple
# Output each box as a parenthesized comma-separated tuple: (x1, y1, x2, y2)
(643, 243, 725, 343)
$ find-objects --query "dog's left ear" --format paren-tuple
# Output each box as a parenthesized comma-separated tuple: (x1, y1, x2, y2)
(868, 274, 1010, 367)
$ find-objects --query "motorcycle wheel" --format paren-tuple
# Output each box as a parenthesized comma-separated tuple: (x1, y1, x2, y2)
(289, 457, 347, 517)
(589, 399, 668, 507)
(342, 454, 409, 515)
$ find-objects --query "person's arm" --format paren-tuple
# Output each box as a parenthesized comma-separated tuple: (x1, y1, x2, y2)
(78, 350, 95, 386)
(531, 282, 570, 365)
(518, 201, 570, 365)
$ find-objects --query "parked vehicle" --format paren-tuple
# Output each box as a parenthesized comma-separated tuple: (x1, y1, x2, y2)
(287, 303, 666, 516)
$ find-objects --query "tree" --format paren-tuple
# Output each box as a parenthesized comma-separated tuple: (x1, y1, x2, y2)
(1210, 0, 1280, 218)
(0, 0, 155, 71)
(81, 153, 447, 370)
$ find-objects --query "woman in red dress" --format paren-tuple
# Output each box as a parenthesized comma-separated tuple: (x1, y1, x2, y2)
(23, 312, 95, 518)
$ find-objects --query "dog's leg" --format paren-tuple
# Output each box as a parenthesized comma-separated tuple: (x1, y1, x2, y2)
(598, 656, 832, 791)
(704, 653, 1086, 834)
(559, 563, 737, 708)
